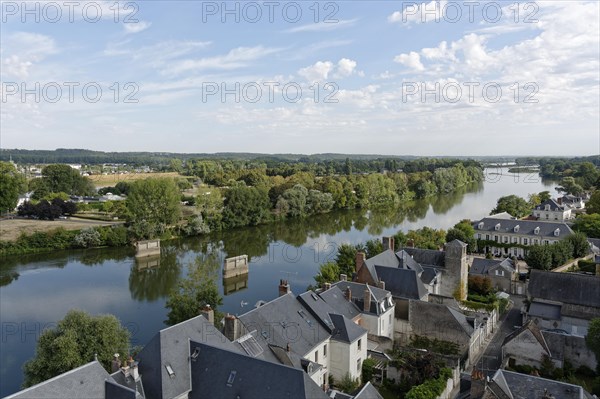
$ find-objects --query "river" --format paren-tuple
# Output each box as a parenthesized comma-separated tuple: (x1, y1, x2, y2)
(0, 168, 556, 396)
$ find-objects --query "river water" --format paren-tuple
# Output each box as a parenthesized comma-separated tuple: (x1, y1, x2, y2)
(0, 168, 556, 396)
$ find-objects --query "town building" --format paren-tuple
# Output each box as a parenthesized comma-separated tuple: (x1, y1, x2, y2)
(469, 257, 517, 293)
(532, 199, 572, 221)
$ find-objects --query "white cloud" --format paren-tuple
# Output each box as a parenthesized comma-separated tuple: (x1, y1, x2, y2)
(0, 32, 57, 79)
(335, 58, 357, 77)
(168, 46, 281, 75)
(287, 19, 358, 33)
(299, 58, 359, 82)
(393, 51, 424, 71)
(123, 21, 152, 34)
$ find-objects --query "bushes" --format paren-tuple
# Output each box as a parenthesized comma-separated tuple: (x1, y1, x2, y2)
(405, 368, 452, 399)
(73, 228, 102, 248)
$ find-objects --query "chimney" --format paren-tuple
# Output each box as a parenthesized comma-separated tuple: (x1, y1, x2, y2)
(279, 279, 291, 297)
(131, 361, 140, 381)
(470, 370, 486, 398)
(382, 236, 395, 251)
(323, 282, 332, 290)
(111, 354, 121, 373)
(407, 239, 415, 248)
(344, 287, 352, 302)
(339, 273, 347, 282)
(286, 343, 291, 352)
(363, 287, 371, 312)
(128, 356, 134, 368)
(201, 304, 214, 324)
(378, 280, 385, 290)
(224, 313, 240, 341)
(355, 252, 366, 273)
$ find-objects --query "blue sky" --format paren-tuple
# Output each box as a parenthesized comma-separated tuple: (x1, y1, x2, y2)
(1, 1, 599, 155)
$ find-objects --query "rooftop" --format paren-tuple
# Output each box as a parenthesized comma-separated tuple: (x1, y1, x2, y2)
(528, 270, 600, 308)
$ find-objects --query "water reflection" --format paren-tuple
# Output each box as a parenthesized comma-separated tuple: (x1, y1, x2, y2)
(129, 249, 181, 302)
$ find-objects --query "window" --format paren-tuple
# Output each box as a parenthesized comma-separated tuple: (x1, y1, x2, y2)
(315, 350, 318, 362)
(495, 270, 504, 277)
(477, 234, 481, 239)
(357, 358, 362, 372)
(486, 234, 490, 240)
(323, 344, 327, 358)
(389, 314, 392, 326)
(523, 238, 528, 245)
(357, 339, 362, 351)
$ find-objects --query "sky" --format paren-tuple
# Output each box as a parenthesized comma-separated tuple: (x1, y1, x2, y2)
(1, 0, 599, 156)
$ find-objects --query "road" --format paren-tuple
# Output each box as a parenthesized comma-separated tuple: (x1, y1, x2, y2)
(471, 295, 525, 377)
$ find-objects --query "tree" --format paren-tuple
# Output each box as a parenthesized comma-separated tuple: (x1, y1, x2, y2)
(538, 191, 551, 202)
(38, 164, 95, 196)
(491, 195, 530, 218)
(587, 191, 600, 215)
(558, 177, 584, 196)
(73, 228, 102, 248)
(335, 244, 358, 276)
(23, 310, 130, 387)
(313, 261, 340, 287)
(126, 178, 181, 239)
(165, 251, 223, 326)
(0, 161, 27, 212)
(222, 185, 271, 228)
(283, 184, 309, 217)
(573, 214, 600, 238)
(446, 220, 477, 253)
(405, 227, 447, 250)
(526, 245, 553, 270)
(586, 318, 600, 370)
(567, 232, 589, 258)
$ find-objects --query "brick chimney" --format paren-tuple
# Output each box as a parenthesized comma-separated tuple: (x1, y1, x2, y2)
(407, 239, 415, 248)
(224, 313, 240, 341)
(382, 236, 395, 252)
(344, 287, 352, 302)
(355, 252, 366, 273)
(470, 369, 486, 398)
(111, 354, 121, 373)
(339, 273, 347, 281)
(363, 287, 371, 312)
(323, 282, 332, 290)
(378, 280, 385, 290)
(201, 304, 214, 324)
(279, 279, 291, 297)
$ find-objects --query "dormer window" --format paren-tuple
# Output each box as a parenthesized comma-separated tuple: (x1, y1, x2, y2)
(514, 225, 520, 233)
(495, 223, 501, 231)
(478, 222, 484, 230)
(554, 228, 560, 237)
(534, 227, 540, 235)
(545, 204, 551, 211)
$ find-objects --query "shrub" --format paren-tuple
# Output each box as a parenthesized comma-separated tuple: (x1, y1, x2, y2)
(73, 228, 102, 248)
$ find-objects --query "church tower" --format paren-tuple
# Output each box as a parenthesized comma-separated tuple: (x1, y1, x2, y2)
(444, 239, 468, 300)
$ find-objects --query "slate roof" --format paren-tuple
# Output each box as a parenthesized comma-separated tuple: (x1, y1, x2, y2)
(297, 290, 342, 332)
(362, 249, 400, 282)
(401, 247, 445, 268)
(396, 250, 424, 274)
(137, 314, 239, 399)
(470, 257, 515, 276)
(488, 369, 593, 399)
(374, 266, 427, 300)
(409, 301, 474, 344)
(329, 313, 366, 344)
(534, 199, 565, 211)
(4, 361, 110, 399)
(320, 284, 362, 319)
(528, 270, 600, 308)
(528, 301, 561, 320)
(188, 340, 329, 399)
(237, 293, 330, 358)
(502, 320, 551, 355)
(420, 267, 439, 284)
(109, 370, 145, 399)
(353, 382, 384, 399)
(474, 217, 573, 238)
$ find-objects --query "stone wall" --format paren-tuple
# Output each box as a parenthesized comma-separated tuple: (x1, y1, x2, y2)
(135, 239, 161, 258)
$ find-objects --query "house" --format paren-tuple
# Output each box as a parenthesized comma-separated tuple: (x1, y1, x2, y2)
(526, 270, 600, 336)
(502, 321, 598, 371)
(473, 216, 573, 258)
(473, 369, 594, 399)
(187, 340, 328, 399)
(322, 280, 395, 341)
(327, 382, 384, 399)
(233, 283, 368, 388)
(532, 199, 572, 221)
(558, 194, 586, 210)
(14, 192, 33, 211)
(3, 360, 143, 399)
(469, 257, 516, 292)
(137, 314, 240, 399)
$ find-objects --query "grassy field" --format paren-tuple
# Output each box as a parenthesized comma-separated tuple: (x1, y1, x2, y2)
(88, 172, 181, 187)
(0, 218, 121, 241)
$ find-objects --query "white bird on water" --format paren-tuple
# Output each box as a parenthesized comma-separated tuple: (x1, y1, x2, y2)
(240, 300, 249, 307)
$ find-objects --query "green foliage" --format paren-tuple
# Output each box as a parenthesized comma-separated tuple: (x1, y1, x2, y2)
(468, 275, 494, 296)
(491, 195, 530, 218)
(335, 244, 358, 276)
(222, 185, 271, 228)
(165, 251, 223, 326)
(404, 227, 447, 250)
(410, 335, 460, 356)
(558, 177, 584, 196)
(313, 261, 340, 287)
(23, 310, 130, 387)
(586, 319, 600, 362)
(586, 191, 600, 215)
(181, 215, 210, 236)
(35, 164, 95, 197)
(126, 178, 182, 239)
(337, 372, 360, 393)
(446, 220, 476, 253)
(73, 228, 102, 248)
(567, 232, 590, 258)
(362, 357, 377, 383)
(526, 245, 554, 270)
(0, 161, 27, 212)
(574, 214, 600, 238)
(405, 368, 452, 399)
